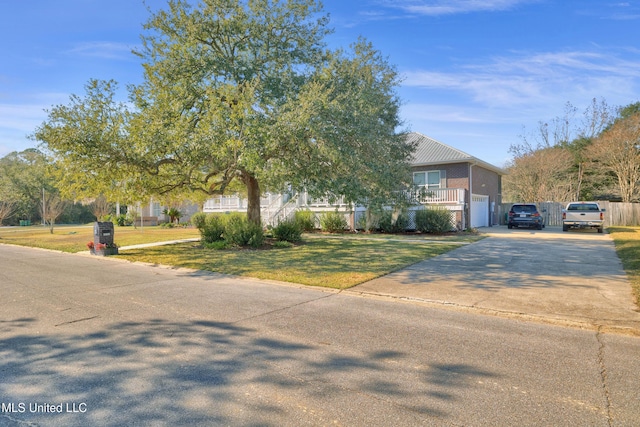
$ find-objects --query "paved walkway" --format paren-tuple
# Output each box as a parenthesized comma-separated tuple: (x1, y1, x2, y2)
(350, 226, 640, 335)
(118, 237, 201, 251)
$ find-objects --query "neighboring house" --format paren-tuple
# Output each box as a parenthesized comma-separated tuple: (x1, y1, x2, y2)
(130, 199, 200, 226)
(201, 131, 506, 229)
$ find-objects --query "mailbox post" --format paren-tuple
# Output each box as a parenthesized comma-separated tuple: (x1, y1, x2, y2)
(92, 221, 118, 255)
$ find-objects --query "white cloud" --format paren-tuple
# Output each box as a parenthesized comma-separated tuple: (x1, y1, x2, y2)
(0, 104, 48, 133)
(381, 0, 537, 15)
(402, 48, 640, 109)
(66, 42, 136, 60)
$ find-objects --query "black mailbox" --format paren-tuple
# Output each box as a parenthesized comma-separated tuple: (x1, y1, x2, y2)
(93, 221, 114, 246)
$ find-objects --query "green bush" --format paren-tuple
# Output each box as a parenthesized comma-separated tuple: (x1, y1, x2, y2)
(115, 214, 129, 227)
(377, 210, 408, 233)
(377, 211, 393, 233)
(294, 210, 316, 232)
(320, 211, 348, 233)
(415, 208, 453, 233)
(203, 240, 228, 250)
(358, 210, 380, 232)
(394, 212, 409, 233)
(273, 218, 303, 242)
(194, 213, 225, 243)
(191, 212, 207, 229)
(224, 214, 265, 247)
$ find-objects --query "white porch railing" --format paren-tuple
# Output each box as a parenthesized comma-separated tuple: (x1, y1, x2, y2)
(203, 195, 243, 211)
(202, 188, 467, 218)
(406, 187, 466, 205)
(299, 193, 349, 208)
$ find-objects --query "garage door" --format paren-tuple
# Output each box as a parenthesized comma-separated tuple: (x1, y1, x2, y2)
(471, 194, 489, 228)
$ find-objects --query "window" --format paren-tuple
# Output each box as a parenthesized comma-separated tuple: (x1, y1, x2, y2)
(413, 171, 441, 189)
(152, 202, 162, 217)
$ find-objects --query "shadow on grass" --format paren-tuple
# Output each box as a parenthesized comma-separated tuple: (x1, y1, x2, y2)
(1, 317, 497, 426)
(117, 238, 459, 288)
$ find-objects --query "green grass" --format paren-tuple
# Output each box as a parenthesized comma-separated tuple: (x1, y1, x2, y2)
(0, 225, 200, 253)
(1, 224, 481, 289)
(115, 236, 473, 289)
(608, 226, 640, 307)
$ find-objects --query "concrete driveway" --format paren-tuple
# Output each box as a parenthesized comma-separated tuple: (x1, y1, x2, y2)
(352, 226, 640, 335)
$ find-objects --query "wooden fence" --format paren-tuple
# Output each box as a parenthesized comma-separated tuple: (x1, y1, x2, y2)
(498, 202, 640, 227)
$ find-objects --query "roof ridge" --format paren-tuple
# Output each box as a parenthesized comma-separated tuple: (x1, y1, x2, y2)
(407, 131, 505, 175)
(408, 131, 474, 160)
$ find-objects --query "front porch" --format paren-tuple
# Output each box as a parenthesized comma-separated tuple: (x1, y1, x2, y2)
(202, 188, 468, 229)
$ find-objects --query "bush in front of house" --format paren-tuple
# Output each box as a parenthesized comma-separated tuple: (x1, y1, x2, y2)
(223, 213, 265, 248)
(377, 210, 409, 233)
(191, 212, 206, 229)
(320, 211, 348, 233)
(294, 210, 316, 232)
(272, 218, 303, 242)
(415, 208, 453, 233)
(192, 212, 226, 243)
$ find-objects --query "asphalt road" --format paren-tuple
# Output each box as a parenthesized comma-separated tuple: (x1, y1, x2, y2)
(1, 242, 639, 426)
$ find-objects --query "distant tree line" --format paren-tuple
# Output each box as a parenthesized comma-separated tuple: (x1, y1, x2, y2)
(504, 99, 640, 203)
(0, 149, 97, 226)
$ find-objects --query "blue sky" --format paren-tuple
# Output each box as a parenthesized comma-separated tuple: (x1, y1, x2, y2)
(1, 0, 639, 167)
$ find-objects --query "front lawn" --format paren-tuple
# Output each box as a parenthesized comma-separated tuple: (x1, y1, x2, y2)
(116, 236, 476, 289)
(608, 226, 640, 307)
(0, 225, 200, 253)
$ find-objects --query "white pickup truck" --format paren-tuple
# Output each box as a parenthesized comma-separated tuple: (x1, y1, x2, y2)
(562, 202, 605, 233)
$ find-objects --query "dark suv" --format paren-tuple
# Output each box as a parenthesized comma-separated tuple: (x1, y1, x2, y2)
(507, 203, 545, 230)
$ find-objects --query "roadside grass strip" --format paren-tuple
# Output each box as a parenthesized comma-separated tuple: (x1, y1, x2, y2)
(608, 226, 640, 307)
(0, 225, 200, 253)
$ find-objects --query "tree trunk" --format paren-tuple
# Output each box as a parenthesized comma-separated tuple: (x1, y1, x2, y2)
(243, 172, 261, 225)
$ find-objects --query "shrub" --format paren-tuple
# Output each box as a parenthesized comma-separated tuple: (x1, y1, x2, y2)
(377, 210, 408, 233)
(224, 214, 265, 247)
(320, 211, 348, 233)
(294, 210, 316, 232)
(359, 209, 380, 232)
(272, 218, 303, 242)
(115, 214, 129, 227)
(415, 208, 453, 233)
(393, 212, 409, 233)
(204, 240, 228, 250)
(191, 212, 207, 229)
(193, 213, 225, 244)
(377, 211, 393, 233)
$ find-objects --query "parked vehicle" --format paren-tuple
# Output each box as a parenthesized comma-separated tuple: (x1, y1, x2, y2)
(507, 203, 545, 230)
(562, 202, 605, 233)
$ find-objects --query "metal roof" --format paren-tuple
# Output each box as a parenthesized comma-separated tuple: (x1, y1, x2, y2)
(407, 132, 506, 175)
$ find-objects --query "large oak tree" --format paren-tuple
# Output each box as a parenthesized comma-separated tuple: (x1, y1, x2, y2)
(35, 0, 413, 224)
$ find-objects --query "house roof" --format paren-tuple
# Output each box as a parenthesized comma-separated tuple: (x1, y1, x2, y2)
(407, 132, 506, 175)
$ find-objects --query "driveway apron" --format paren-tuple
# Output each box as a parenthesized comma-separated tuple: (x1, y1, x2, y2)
(352, 227, 640, 334)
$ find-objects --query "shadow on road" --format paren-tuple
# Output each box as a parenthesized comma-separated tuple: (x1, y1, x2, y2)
(0, 317, 498, 426)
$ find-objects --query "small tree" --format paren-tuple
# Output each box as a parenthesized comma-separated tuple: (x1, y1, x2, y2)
(0, 200, 16, 225)
(91, 195, 113, 221)
(40, 194, 67, 234)
(163, 207, 182, 224)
